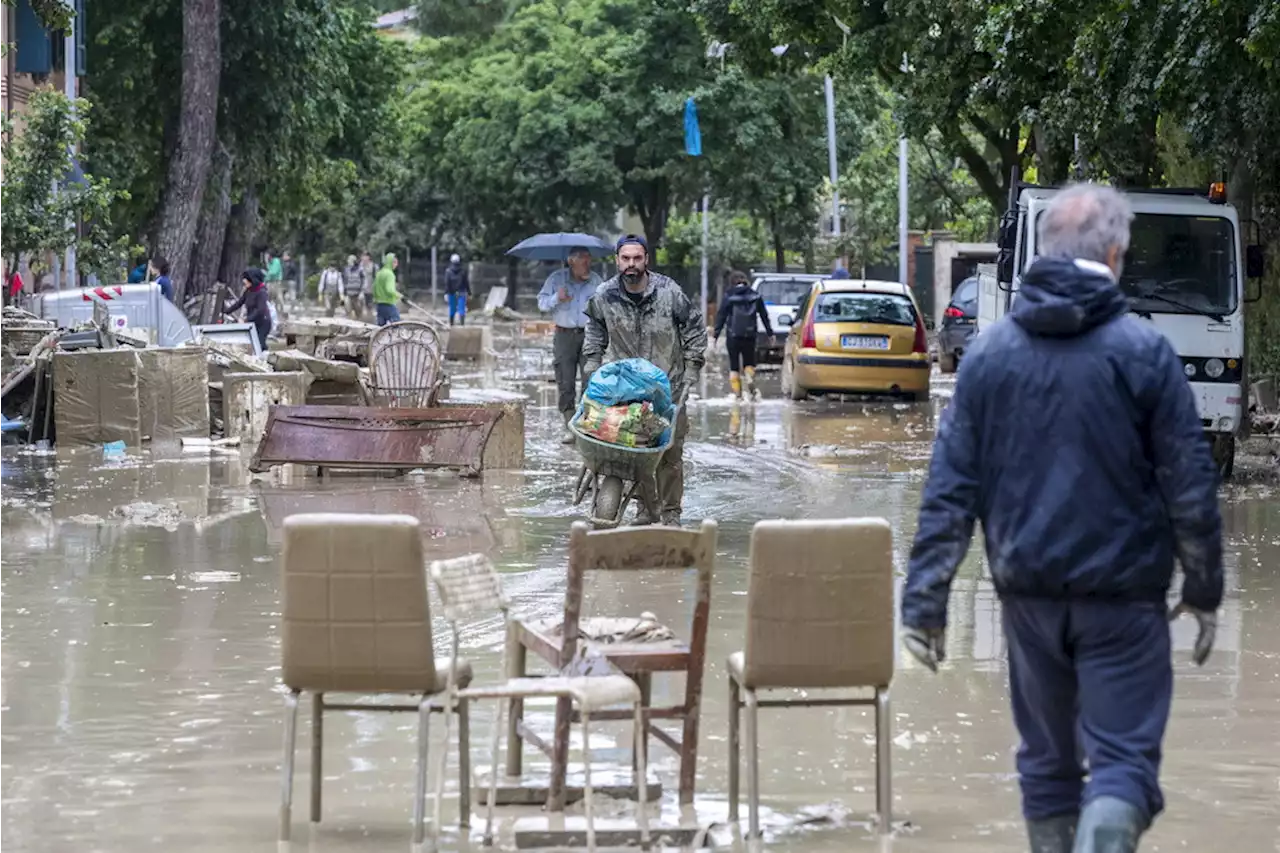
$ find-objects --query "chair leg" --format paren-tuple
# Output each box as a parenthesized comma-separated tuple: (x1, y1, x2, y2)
(679, 679, 702, 806)
(875, 688, 892, 834)
(458, 697, 472, 829)
(582, 709, 595, 853)
(310, 693, 323, 824)
(548, 695, 572, 812)
(432, 692, 455, 851)
(745, 689, 761, 841)
(633, 702, 650, 851)
(279, 689, 300, 847)
(634, 673, 652, 772)
(504, 628, 526, 778)
(413, 695, 431, 849)
(728, 677, 740, 823)
(484, 697, 506, 847)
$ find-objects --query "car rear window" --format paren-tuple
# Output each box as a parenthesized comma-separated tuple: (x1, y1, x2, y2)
(814, 292, 916, 326)
(952, 277, 978, 305)
(755, 278, 816, 306)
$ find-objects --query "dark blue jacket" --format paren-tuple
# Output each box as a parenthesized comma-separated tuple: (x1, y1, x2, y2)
(901, 257, 1223, 629)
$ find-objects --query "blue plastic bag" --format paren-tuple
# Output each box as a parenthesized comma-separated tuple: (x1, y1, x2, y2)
(584, 358, 673, 418)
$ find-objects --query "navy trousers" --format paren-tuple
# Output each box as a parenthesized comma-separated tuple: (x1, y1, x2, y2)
(1003, 597, 1172, 824)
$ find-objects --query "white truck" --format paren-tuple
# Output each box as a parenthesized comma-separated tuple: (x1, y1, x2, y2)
(980, 181, 1268, 477)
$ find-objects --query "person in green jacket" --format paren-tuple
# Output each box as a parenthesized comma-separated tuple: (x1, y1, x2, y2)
(374, 252, 401, 326)
(265, 250, 284, 305)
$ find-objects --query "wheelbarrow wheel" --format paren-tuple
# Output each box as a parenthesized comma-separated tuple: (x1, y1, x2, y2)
(592, 475, 625, 528)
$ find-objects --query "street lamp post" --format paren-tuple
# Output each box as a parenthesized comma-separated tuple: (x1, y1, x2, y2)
(898, 53, 909, 287)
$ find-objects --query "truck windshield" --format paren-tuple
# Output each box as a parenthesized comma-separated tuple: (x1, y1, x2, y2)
(1119, 214, 1237, 317)
(754, 278, 815, 306)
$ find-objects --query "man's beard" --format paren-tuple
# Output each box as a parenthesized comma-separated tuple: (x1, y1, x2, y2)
(621, 266, 645, 286)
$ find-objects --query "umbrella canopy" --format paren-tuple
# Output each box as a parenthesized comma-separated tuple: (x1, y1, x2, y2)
(506, 233, 613, 261)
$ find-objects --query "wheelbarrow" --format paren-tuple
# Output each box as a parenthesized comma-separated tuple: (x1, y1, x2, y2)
(570, 404, 678, 529)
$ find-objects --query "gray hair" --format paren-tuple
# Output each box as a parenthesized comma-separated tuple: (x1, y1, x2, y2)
(1037, 183, 1133, 263)
(567, 246, 591, 259)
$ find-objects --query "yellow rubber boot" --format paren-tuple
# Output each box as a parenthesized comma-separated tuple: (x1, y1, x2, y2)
(729, 372, 742, 398)
(744, 366, 758, 399)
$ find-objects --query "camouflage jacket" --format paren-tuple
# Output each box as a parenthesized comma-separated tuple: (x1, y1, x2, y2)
(582, 272, 707, 400)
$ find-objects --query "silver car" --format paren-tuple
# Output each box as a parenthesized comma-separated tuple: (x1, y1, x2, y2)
(937, 275, 978, 373)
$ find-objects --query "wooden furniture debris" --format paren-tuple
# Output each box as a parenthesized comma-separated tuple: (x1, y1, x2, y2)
(508, 520, 718, 811)
(727, 518, 895, 839)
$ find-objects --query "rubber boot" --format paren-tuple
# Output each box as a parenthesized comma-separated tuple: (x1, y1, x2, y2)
(729, 372, 742, 399)
(1073, 796, 1145, 853)
(744, 366, 758, 400)
(561, 412, 576, 445)
(1027, 813, 1078, 853)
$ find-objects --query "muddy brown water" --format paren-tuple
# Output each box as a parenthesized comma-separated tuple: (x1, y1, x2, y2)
(3, 344, 1278, 852)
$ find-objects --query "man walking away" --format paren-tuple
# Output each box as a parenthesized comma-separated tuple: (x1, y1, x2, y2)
(320, 258, 345, 317)
(444, 254, 470, 325)
(713, 270, 771, 400)
(900, 184, 1222, 853)
(343, 255, 365, 321)
(583, 235, 706, 524)
(359, 252, 376, 313)
(537, 246, 602, 442)
(374, 252, 401, 326)
(282, 251, 299, 304)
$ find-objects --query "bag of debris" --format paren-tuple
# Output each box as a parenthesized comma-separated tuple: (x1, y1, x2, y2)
(583, 358, 673, 415)
(577, 399, 670, 447)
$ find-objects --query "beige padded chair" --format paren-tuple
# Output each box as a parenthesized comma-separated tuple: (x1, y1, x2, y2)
(727, 518, 895, 840)
(428, 553, 650, 853)
(279, 513, 473, 849)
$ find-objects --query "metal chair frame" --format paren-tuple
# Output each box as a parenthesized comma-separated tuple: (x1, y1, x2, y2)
(367, 320, 445, 408)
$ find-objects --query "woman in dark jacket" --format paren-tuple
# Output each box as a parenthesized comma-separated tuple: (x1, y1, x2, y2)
(225, 268, 272, 349)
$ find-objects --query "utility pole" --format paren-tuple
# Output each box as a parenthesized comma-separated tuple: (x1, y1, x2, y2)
(64, 4, 77, 289)
(824, 75, 840, 238)
(897, 53, 909, 287)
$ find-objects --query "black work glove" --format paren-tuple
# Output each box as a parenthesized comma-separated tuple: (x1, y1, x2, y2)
(902, 625, 946, 673)
(1170, 603, 1216, 666)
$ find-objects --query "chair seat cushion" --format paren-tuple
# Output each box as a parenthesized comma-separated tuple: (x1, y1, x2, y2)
(284, 656, 472, 694)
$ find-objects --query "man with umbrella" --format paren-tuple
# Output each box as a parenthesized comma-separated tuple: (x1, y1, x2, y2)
(583, 234, 706, 525)
(537, 246, 603, 443)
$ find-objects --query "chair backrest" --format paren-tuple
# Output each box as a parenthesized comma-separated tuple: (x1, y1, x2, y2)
(429, 552, 509, 690)
(563, 520, 718, 665)
(368, 321, 443, 407)
(281, 513, 440, 693)
(742, 518, 894, 690)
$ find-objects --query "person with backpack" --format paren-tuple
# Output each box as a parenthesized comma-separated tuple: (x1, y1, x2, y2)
(319, 258, 345, 317)
(444, 253, 470, 325)
(713, 270, 772, 399)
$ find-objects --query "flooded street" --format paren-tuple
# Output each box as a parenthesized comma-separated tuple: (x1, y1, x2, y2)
(3, 340, 1279, 853)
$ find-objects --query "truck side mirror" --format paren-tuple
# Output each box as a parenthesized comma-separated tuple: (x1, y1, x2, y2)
(1246, 244, 1266, 279)
(997, 248, 1015, 284)
(997, 213, 1017, 250)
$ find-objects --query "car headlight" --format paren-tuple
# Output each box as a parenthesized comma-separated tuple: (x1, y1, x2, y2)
(1204, 358, 1225, 379)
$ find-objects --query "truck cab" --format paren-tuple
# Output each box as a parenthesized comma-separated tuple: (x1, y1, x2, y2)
(981, 182, 1267, 477)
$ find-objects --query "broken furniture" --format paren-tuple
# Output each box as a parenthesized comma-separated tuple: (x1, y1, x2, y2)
(221, 370, 310, 452)
(278, 513, 473, 848)
(367, 321, 445, 407)
(508, 520, 718, 811)
(250, 404, 501, 475)
(428, 552, 649, 853)
(191, 322, 262, 355)
(444, 325, 494, 361)
(727, 518, 895, 839)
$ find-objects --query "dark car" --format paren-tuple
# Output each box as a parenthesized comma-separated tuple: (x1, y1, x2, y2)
(937, 275, 978, 373)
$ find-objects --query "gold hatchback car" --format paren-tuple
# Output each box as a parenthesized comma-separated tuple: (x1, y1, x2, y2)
(780, 279, 932, 402)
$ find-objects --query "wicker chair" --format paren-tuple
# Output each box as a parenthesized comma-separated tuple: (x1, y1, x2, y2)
(368, 321, 444, 407)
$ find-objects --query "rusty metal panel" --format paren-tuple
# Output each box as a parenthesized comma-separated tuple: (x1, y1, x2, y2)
(249, 405, 500, 475)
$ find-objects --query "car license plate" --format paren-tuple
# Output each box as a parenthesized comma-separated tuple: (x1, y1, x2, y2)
(841, 335, 888, 350)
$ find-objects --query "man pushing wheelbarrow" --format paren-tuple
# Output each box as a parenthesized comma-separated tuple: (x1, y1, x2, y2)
(578, 235, 706, 526)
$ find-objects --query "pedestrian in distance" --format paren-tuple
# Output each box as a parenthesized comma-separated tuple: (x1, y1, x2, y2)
(900, 184, 1222, 853)
(265, 250, 284, 305)
(444, 253, 470, 326)
(359, 252, 376, 312)
(342, 254, 365, 321)
(224, 267, 273, 351)
(154, 257, 174, 301)
(319, 258, 345, 317)
(583, 234, 706, 524)
(537, 246, 603, 443)
(373, 252, 401, 326)
(713, 269, 771, 400)
(127, 254, 149, 284)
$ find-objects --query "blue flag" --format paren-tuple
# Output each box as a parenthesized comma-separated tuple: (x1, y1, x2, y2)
(684, 97, 702, 157)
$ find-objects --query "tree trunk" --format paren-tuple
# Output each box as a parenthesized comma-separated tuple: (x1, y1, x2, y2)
(770, 213, 785, 272)
(185, 141, 234, 302)
(154, 0, 221, 298)
(219, 187, 260, 285)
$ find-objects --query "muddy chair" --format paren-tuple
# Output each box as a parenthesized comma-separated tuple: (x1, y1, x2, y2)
(727, 518, 895, 840)
(368, 321, 445, 407)
(428, 553, 650, 853)
(278, 513, 473, 850)
(510, 520, 719, 810)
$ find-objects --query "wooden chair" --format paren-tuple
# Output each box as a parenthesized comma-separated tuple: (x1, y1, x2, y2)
(368, 321, 444, 407)
(508, 520, 718, 810)
(278, 513, 472, 849)
(428, 553, 649, 852)
(727, 518, 895, 840)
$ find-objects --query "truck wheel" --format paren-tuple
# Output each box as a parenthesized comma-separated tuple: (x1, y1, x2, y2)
(939, 352, 957, 374)
(1212, 434, 1235, 481)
